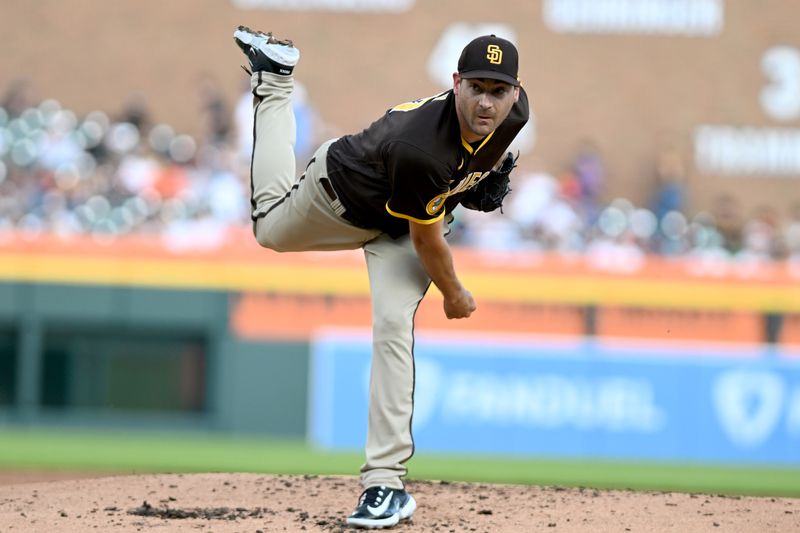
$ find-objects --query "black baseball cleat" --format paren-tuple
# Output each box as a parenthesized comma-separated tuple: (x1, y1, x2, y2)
(233, 25, 300, 76)
(345, 485, 416, 529)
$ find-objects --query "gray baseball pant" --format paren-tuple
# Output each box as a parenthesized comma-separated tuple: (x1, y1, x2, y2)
(249, 71, 432, 491)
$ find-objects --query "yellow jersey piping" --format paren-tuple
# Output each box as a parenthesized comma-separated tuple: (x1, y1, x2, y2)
(385, 203, 445, 224)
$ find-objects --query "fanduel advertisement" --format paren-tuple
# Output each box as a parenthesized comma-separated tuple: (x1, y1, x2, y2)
(308, 331, 800, 465)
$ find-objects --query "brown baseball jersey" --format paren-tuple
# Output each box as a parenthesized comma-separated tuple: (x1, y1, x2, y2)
(326, 88, 530, 238)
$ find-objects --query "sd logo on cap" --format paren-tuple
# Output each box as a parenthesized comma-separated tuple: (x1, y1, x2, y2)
(457, 34, 519, 86)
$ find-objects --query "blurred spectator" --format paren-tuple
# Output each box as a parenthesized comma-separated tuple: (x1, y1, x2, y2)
(117, 144, 160, 195)
(711, 193, 744, 254)
(657, 210, 691, 256)
(685, 211, 727, 257)
(740, 205, 784, 261)
(234, 77, 255, 162)
(784, 203, 800, 259)
(1, 78, 35, 118)
(196, 73, 232, 147)
(569, 138, 605, 224)
(650, 138, 686, 221)
(508, 169, 558, 230)
(118, 94, 150, 134)
(556, 165, 582, 208)
(234, 79, 320, 173)
(291, 81, 318, 165)
(507, 169, 584, 252)
(194, 145, 247, 224)
(585, 198, 646, 271)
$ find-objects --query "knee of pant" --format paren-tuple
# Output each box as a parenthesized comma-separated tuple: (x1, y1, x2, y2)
(256, 236, 295, 253)
(255, 232, 283, 251)
(255, 232, 272, 249)
(255, 226, 293, 252)
(372, 311, 413, 342)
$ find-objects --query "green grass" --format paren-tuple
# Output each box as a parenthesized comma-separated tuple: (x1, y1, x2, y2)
(0, 429, 798, 497)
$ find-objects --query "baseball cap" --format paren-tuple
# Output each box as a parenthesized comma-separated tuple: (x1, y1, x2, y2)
(457, 34, 520, 87)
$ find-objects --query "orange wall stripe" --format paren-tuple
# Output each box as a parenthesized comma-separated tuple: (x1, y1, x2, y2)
(1, 233, 800, 311)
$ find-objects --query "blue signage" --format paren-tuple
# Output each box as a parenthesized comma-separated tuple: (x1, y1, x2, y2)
(308, 332, 800, 465)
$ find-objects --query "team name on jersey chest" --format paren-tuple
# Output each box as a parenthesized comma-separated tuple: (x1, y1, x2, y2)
(450, 170, 490, 193)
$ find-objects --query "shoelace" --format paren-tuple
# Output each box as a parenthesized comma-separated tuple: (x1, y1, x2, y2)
(359, 486, 388, 508)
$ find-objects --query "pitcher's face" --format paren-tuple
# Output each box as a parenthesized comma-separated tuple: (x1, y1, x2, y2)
(453, 74, 519, 142)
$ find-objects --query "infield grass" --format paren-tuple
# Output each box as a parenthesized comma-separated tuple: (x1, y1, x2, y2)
(0, 428, 798, 497)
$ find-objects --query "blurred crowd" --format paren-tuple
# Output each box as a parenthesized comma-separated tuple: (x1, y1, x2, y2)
(452, 142, 800, 265)
(1, 80, 799, 262)
(0, 77, 325, 251)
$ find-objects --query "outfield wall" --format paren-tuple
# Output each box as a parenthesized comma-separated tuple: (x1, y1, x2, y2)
(310, 330, 800, 466)
(1, 233, 800, 465)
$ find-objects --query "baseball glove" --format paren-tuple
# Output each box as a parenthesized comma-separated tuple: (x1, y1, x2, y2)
(460, 151, 518, 213)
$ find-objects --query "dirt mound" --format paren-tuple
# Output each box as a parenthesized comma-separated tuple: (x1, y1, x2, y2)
(0, 473, 796, 532)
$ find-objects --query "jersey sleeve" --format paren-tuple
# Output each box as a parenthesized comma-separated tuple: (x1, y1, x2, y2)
(384, 141, 450, 224)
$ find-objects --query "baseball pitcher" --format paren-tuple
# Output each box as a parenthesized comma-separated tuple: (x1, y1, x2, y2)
(233, 26, 528, 529)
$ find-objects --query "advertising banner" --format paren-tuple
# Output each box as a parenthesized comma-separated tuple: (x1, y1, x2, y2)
(309, 330, 800, 465)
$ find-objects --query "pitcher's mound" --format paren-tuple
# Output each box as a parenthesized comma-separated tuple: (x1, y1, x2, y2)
(0, 473, 797, 532)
